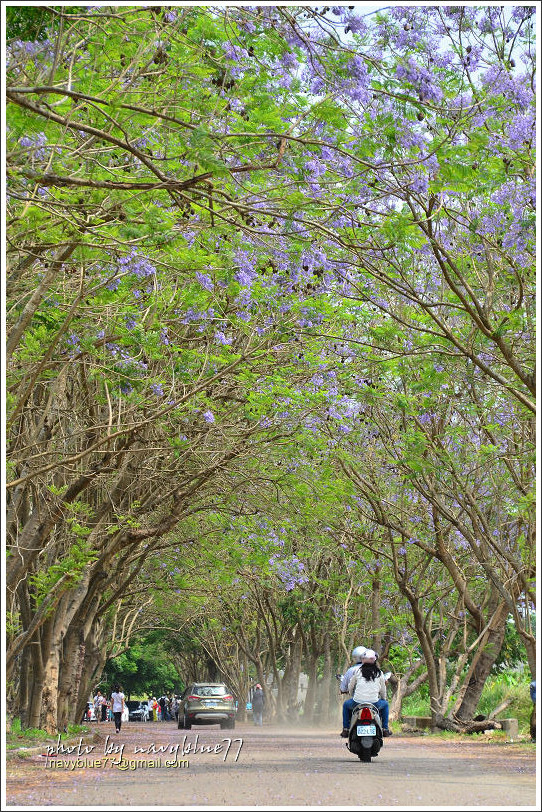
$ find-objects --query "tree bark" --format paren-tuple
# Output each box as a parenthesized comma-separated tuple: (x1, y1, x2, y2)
(283, 630, 303, 719)
(453, 601, 508, 722)
(57, 624, 86, 732)
(26, 616, 53, 729)
(303, 653, 319, 724)
(371, 571, 382, 653)
(75, 625, 108, 725)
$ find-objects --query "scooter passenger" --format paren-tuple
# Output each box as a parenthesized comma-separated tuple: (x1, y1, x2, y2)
(339, 646, 367, 692)
(338, 646, 366, 737)
(341, 649, 392, 738)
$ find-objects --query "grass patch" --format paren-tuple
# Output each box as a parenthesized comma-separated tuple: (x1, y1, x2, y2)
(401, 694, 430, 717)
(475, 674, 532, 732)
(399, 673, 533, 735)
(6, 717, 91, 750)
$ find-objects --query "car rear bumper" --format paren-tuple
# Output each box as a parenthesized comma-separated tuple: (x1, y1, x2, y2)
(193, 712, 232, 720)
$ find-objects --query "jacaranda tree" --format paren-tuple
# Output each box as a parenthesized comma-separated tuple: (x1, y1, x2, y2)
(5, 5, 535, 731)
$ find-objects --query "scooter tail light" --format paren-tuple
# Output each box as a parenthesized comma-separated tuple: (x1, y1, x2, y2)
(359, 707, 373, 721)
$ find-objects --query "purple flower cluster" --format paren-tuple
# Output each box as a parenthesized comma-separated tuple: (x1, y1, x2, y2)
(105, 342, 147, 373)
(19, 132, 48, 160)
(222, 41, 249, 78)
(118, 250, 156, 279)
(395, 57, 443, 103)
(7, 37, 55, 72)
(269, 554, 309, 591)
(66, 333, 81, 357)
(214, 330, 232, 346)
(234, 249, 257, 287)
(196, 271, 214, 292)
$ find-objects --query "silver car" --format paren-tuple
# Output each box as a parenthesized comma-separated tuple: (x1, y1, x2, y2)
(178, 683, 236, 730)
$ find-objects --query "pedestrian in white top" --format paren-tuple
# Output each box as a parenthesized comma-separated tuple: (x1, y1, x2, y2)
(110, 684, 125, 734)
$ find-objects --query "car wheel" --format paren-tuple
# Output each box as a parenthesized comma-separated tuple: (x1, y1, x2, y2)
(183, 712, 191, 730)
(178, 715, 184, 729)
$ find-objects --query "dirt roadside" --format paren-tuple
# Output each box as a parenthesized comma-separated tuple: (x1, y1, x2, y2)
(5, 721, 537, 807)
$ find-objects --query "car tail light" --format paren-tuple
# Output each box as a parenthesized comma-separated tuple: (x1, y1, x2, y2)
(359, 707, 373, 721)
(187, 695, 199, 700)
(223, 695, 233, 700)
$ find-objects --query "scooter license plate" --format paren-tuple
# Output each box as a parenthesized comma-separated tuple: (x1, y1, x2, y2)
(357, 724, 376, 736)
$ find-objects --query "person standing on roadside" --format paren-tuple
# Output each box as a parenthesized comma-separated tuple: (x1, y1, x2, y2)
(93, 690, 103, 723)
(252, 684, 265, 726)
(110, 684, 125, 734)
(530, 680, 536, 742)
(101, 694, 108, 722)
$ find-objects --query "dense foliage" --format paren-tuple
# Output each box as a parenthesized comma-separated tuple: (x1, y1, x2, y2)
(5, 4, 535, 732)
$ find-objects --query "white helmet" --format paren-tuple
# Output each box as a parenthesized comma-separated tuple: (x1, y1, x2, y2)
(352, 646, 367, 663)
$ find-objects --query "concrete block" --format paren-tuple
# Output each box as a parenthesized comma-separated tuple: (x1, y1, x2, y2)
(500, 718, 519, 737)
(403, 715, 433, 729)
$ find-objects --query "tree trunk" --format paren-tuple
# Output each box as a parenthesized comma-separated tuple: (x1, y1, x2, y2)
(57, 624, 86, 732)
(41, 604, 71, 734)
(400, 582, 442, 727)
(14, 646, 31, 727)
(388, 665, 427, 722)
(371, 571, 382, 653)
(303, 654, 319, 724)
(317, 631, 336, 725)
(284, 631, 303, 719)
(523, 636, 536, 681)
(454, 602, 508, 722)
(41, 645, 61, 734)
(26, 616, 53, 729)
(75, 621, 108, 725)
(41, 571, 94, 732)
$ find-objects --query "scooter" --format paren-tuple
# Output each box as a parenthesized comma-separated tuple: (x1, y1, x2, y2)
(345, 702, 383, 762)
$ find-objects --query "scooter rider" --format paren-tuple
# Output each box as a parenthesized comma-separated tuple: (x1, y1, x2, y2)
(338, 646, 366, 737)
(344, 649, 392, 738)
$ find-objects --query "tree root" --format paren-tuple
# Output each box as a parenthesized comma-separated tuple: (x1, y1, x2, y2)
(435, 716, 501, 734)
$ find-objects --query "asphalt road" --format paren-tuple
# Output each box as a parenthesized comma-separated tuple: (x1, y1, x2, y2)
(5, 722, 537, 807)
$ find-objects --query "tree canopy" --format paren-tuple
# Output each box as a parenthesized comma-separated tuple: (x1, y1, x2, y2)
(5, 4, 536, 733)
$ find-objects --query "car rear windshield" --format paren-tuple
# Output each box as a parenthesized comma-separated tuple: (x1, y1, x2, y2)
(126, 701, 141, 710)
(193, 686, 228, 697)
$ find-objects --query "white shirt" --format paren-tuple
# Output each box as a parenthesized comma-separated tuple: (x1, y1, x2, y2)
(340, 664, 362, 692)
(348, 670, 387, 704)
(111, 691, 125, 712)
